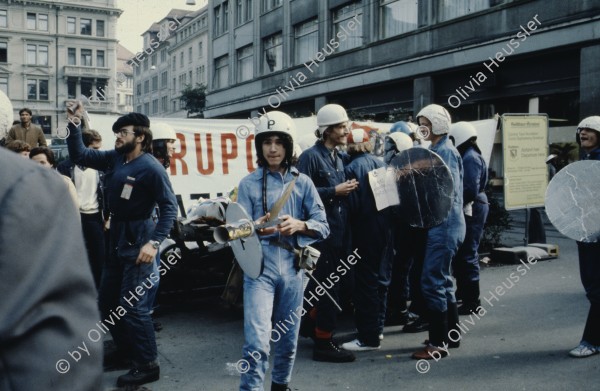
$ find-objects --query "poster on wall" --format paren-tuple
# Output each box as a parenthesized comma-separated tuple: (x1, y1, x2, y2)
(501, 114, 549, 210)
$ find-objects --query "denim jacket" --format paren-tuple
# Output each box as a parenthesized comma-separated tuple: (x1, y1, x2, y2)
(297, 141, 349, 248)
(237, 166, 330, 265)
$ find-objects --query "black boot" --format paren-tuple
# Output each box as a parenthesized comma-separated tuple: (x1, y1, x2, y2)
(458, 281, 481, 315)
(313, 338, 356, 363)
(447, 301, 461, 348)
(116, 361, 160, 387)
(271, 382, 291, 391)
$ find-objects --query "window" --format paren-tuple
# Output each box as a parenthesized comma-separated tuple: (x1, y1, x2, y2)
(152, 75, 158, 91)
(143, 58, 148, 71)
(127, 95, 133, 106)
(199, 65, 205, 84)
(237, 0, 253, 25)
(151, 54, 156, 66)
(144, 102, 150, 115)
(333, 2, 363, 51)
(263, 33, 282, 73)
(27, 44, 48, 66)
(172, 77, 176, 92)
(0, 77, 7, 95)
(0, 42, 6, 63)
(180, 52, 183, 68)
(380, 0, 418, 38)
(27, 13, 36, 30)
(39, 14, 48, 31)
(161, 71, 168, 88)
(0, 10, 7, 28)
(262, 0, 281, 12)
(81, 49, 92, 66)
(67, 79, 76, 99)
(136, 83, 141, 96)
(294, 19, 318, 64)
(213, 55, 229, 89)
(96, 20, 105, 37)
(96, 50, 105, 67)
(152, 99, 159, 114)
(160, 48, 167, 63)
(189, 47, 192, 63)
(189, 70, 193, 84)
(144, 80, 149, 94)
(67, 17, 76, 33)
(214, 1, 229, 35)
(136, 105, 142, 113)
(237, 45, 253, 82)
(198, 41, 203, 58)
(80, 18, 91, 35)
(27, 79, 48, 100)
(161, 96, 168, 112)
(96, 80, 107, 100)
(438, 0, 489, 22)
(68, 48, 76, 65)
(172, 56, 176, 70)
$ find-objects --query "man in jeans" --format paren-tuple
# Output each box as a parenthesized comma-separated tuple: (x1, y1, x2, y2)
(66, 106, 177, 387)
(237, 111, 329, 391)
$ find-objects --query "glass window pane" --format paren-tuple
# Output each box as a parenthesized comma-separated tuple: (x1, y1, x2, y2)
(295, 19, 318, 64)
(81, 49, 92, 66)
(27, 79, 37, 99)
(39, 45, 48, 66)
(0, 10, 7, 28)
(27, 13, 36, 30)
(80, 18, 91, 35)
(263, 33, 282, 73)
(0, 42, 7, 63)
(237, 45, 253, 82)
(96, 20, 105, 37)
(438, 0, 488, 22)
(68, 48, 76, 65)
(67, 17, 75, 33)
(67, 79, 76, 99)
(39, 14, 48, 31)
(380, 0, 418, 38)
(0, 77, 8, 95)
(96, 50, 105, 67)
(27, 45, 36, 64)
(333, 2, 363, 51)
(81, 79, 93, 98)
(39, 80, 48, 100)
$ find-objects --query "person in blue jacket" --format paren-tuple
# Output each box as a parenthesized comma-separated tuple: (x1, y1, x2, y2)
(237, 111, 329, 391)
(449, 122, 489, 315)
(66, 106, 178, 387)
(411, 104, 466, 360)
(339, 128, 394, 350)
(297, 104, 358, 363)
(569, 116, 600, 358)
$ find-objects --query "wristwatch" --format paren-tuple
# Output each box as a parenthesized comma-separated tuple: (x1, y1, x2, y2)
(149, 240, 161, 249)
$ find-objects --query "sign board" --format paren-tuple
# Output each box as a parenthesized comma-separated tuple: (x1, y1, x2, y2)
(501, 114, 548, 210)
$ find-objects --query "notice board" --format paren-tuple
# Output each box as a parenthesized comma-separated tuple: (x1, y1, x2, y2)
(502, 114, 549, 210)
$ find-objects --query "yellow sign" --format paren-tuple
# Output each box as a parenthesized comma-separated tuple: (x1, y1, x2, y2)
(502, 114, 548, 210)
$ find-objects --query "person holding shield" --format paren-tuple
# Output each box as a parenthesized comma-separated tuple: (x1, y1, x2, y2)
(237, 111, 329, 391)
(569, 116, 600, 358)
(411, 104, 466, 360)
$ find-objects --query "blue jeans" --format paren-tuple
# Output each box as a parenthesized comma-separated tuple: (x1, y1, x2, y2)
(239, 251, 304, 391)
(99, 220, 159, 365)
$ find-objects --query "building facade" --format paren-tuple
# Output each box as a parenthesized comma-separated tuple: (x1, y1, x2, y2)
(0, 0, 121, 135)
(204, 0, 599, 124)
(133, 7, 208, 118)
(116, 43, 134, 114)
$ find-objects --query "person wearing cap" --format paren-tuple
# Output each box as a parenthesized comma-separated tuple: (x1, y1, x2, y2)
(449, 122, 489, 315)
(569, 115, 600, 358)
(65, 107, 178, 387)
(236, 111, 329, 391)
(411, 104, 466, 360)
(297, 103, 358, 363)
(339, 128, 394, 351)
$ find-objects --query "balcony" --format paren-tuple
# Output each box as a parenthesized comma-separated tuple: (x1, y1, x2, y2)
(63, 65, 111, 79)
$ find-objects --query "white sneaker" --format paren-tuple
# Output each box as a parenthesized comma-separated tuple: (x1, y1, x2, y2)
(341, 339, 380, 351)
(379, 333, 384, 341)
(569, 342, 599, 358)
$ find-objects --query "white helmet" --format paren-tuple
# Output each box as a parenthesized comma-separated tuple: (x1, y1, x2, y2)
(449, 121, 477, 148)
(577, 116, 600, 132)
(387, 132, 413, 152)
(316, 104, 348, 137)
(152, 122, 177, 141)
(416, 104, 452, 135)
(255, 111, 297, 143)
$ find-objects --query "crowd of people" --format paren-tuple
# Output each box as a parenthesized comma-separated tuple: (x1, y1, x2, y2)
(1, 101, 598, 391)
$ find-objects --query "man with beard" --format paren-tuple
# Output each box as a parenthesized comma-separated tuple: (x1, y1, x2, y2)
(66, 106, 178, 387)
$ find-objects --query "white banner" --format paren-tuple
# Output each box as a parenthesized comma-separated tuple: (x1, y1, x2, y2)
(87, 114, 392, 211)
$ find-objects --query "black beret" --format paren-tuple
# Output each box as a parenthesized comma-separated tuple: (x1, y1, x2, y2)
(112, 113, 150, 132)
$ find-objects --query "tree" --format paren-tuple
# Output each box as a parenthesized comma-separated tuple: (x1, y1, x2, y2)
(180, 83, 206, 118)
